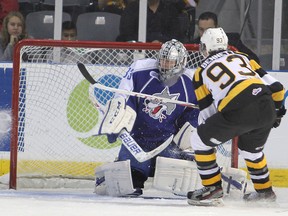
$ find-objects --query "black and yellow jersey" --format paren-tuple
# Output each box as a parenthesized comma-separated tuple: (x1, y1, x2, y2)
(193, 50, 285, 116)
(249, 58, 285, 109)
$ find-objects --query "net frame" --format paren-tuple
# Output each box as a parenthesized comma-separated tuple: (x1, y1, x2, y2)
(9, 39, 238, 189)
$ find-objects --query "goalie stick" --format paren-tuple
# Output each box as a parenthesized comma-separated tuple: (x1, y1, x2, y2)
(117, 129, 173, 163)
(74, 120, 173, 163)
(77, 63, 199, 109)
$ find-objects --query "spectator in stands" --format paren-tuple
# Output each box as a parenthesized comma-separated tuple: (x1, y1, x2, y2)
(179, 0, 200, 42)
(46, 21, 93, 64)
(61, 21, 77, 41)
(116, 0, 186, 43)
(89, 0, 138, 14)
(0, 11, 28, 61)
(0, 0, 19, 31)
(96, 0, 127, 15)
(192, 11, 260, 63)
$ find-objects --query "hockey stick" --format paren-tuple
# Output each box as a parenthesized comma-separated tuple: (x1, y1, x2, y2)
(73, 125, 173, 162)
(118, 129, 173, 163)
(77, 63, 199, 109)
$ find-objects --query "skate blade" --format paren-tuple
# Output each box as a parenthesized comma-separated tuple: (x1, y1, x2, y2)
(187, 198, 224, 207)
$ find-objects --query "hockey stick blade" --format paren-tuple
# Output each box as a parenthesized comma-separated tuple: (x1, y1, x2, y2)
(77, 63, 199, 109)
(77, 62, 97, 85)
(118, 130, 173, 163)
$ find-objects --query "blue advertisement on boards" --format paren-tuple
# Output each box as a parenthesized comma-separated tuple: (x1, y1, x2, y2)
(0, 67, 13, 151)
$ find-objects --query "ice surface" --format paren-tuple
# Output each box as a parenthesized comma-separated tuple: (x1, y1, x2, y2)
(0, 187, 287, 216)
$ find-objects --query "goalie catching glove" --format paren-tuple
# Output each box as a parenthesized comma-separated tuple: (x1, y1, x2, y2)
(99, 97, 136, 143)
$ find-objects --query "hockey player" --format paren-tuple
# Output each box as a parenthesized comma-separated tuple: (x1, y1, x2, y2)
(187, 27, 286, 206)
(95, 39, 200, 197)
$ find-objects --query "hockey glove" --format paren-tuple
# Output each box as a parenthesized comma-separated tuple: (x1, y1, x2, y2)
(173, 122, 196, 151)
(273, 105, 286, 128)
(99, 97, 136, 143)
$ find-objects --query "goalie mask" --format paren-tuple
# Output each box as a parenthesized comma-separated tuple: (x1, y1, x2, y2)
(158, 39, 188, 82)
(200, 27, 228, 57)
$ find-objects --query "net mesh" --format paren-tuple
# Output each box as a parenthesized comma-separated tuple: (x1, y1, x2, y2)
(9, 40, 233, 189)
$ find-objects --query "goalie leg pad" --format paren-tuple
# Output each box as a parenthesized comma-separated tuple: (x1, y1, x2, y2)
(95, 160, 134, 196)
(153, 157, 202, 196)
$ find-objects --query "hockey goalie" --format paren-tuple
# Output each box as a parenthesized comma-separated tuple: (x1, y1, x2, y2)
(93, 39, 247, 199)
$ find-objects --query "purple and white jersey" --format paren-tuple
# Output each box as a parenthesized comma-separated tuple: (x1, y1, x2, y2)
(117, 58, 199, 150)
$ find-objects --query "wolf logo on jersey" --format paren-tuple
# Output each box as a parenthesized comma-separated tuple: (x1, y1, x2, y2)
(142, 87, 179, 122)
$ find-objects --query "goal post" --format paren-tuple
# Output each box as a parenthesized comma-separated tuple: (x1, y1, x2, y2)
(9, 39, 238, 189)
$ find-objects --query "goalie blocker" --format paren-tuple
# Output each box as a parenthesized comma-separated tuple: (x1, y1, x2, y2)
(94, 157, 247, 197)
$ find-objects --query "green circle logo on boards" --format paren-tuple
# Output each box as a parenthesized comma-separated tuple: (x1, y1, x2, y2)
(66, 75, 122, 149)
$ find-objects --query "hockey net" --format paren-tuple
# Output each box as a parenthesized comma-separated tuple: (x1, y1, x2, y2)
(7, 40, 238, 189)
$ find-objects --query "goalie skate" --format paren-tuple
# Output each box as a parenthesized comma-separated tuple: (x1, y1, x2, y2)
(187, 185, 224, 207)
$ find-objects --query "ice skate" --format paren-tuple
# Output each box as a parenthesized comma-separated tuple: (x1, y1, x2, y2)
(187, 185, 224, 206)
(243, 189, 276, 202)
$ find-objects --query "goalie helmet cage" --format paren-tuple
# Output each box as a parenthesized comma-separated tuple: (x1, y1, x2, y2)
(9, 39, 238, 189)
